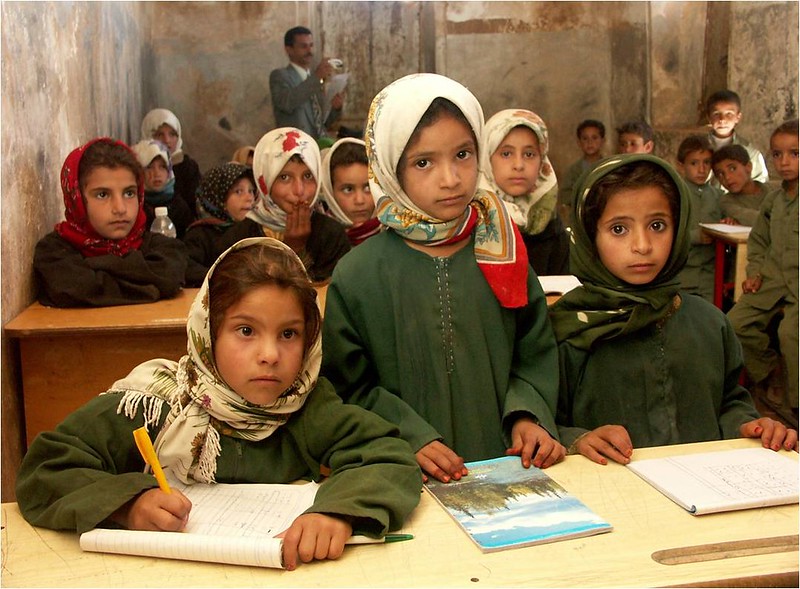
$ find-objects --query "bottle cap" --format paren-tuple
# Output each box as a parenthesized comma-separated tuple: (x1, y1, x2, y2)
(155, 206, 168, 217)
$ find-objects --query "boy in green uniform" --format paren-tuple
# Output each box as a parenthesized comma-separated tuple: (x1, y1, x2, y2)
(675, 135, 722, 303)
(728, 120, 799, 428)
(558, 119, 607, 225)
(712, 144, 768, 226)
(616, 120, 654, 154)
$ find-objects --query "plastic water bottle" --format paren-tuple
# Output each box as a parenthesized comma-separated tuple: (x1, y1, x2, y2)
(150, 206, 177, 238)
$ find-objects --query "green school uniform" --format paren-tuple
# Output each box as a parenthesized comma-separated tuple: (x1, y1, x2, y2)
(321, 230, 560, 462)
(719, 182, 768, 227)
(678, 180, 722, 302)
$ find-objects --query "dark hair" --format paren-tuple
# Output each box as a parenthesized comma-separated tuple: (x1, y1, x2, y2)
(284, 26, 312, 47)
(677, 135, 714, 163)
(711, 144, 750, 168)
(208, 242, 321, 358)
(396, 97, 477, 187)
(577, 119, 606, 139)
(583, 161, 681, 244)
(78, 140, 143, 191)
(706, 89, 741, 114)
(616, 120, 654, 143)
(330, 141, 368, 174)
(771, 119, 799, 141)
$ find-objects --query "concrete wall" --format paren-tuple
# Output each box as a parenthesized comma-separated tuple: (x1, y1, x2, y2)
(2, 1, 798, 501)
(1, 0, 151, 500)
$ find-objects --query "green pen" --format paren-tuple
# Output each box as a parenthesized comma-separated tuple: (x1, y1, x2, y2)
(347, 533, 414, 545)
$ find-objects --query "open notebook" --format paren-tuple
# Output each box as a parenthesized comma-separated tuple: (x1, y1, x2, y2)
(627, 447, 798, 515)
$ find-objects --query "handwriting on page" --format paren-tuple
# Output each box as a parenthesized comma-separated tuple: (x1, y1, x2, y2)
(684, 460, 798, 499)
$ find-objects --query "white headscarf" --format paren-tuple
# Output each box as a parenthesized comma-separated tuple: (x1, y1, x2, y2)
(480, 109, 558, 235)
(141, 108, 185, 163)
(110, 237, 322, 484)
(248, 127, 322, 232)
(319, 137, 371, 227)
(131, 139, 175, 181)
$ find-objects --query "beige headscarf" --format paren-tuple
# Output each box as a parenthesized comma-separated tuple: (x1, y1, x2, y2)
(109, 237, 322, 484)
(141, 108, 186, 164)
(319, 137, 370, 227)
(248, 127, 322, 233)
(480, 109, 558, 235)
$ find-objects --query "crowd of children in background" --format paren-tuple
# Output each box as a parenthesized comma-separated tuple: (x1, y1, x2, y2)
(22, 72, 798, 568)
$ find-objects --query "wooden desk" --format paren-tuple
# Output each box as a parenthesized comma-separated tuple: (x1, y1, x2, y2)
(2, 439, 797, 587)
(701, 225, 750, 309)
(5, 285, 329, 446)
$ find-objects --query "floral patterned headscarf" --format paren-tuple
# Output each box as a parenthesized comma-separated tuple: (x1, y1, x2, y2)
(55, 137, 147, 258)
(248, 127, 321, 233)
(366, 73, 529, 308)
(480, 109, 559, 235)
(109, 237, 322, 484)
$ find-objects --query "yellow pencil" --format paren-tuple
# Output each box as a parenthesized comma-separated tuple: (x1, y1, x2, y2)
(133, 426, 172, 494)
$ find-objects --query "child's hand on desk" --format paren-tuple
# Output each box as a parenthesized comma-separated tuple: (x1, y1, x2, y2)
(740, 418, 798, 452)
(742, 274, 762, 294)
(507, 417, 566, 469)
(279, 513, 352, 571)
(114, 488, 191, 531)
(721, 217, 739, 225)
(416, 440, 467, 483)
(284, 202, 312, 253)
(571, 425, 633, 465)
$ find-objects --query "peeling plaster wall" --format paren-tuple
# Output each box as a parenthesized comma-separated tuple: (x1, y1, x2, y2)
(1, 1, 151, 500)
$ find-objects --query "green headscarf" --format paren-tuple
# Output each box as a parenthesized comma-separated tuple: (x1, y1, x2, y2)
(549, 154, 691, 350)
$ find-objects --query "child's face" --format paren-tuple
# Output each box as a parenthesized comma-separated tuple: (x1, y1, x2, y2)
(708, 101, 741, 138)
(144, 157, 170, 191)
(594, 186, 674, 285)
(770, 132, 800, 183)
(332, 162, 374, 226)
(489, 126, 541, 198)
(713, 158, 753, 194)
(618, 133, 653, 154)
(153, 124, 179, 154)
(678, 149, 712, 185)
(398, 113, 478, 221)
(82, 166, 140, 240)
(270, 159, 317, 213)
(214, 284, 305, 405)
(578, 127, 605, 158)
(225, 177, 257, 222)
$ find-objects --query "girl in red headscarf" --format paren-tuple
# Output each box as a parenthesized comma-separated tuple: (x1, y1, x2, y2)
(33, 137, 188, 307)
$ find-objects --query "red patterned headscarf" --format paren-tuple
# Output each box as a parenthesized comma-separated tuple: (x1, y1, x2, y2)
(55, 138, 147, 257)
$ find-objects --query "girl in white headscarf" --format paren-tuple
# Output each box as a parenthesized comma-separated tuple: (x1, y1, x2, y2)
(481, 109, 570, 275)
(322, 74, 564, 485)
(17, 237, 421, 570)
(214, 127, 351, 282)
(141, 108, 202, 218)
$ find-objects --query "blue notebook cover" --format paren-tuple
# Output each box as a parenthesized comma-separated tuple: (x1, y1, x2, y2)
(425, 456, 612, 552)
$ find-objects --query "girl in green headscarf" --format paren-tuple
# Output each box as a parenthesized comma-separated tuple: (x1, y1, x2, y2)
(549, 154, 796, 465)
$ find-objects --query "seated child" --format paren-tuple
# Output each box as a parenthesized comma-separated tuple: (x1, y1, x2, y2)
(231, 145, 255, 166)
(141, 108, 202, 215)
(728, 119, 799, 427)
(705, 89, 769, 188)
(183, 162, 256, 286)
(558, 119, 607, 226)
(215, 127, 351, 283)
(322, 74, 565, 484)
(481, 109, 569, 275)
(318, 137, 381, 245)
(132, 140, 194, 239)
(675, 135, 723, 302)
(33, 138, 187, 308)
(712, 144, 768, 226)
(548, 154, 797, 465)
(17, 237, 421, 571)
(616, 120, 654, 154)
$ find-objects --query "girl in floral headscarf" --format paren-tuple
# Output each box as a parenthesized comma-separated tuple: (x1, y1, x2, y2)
(322, 74, 564, 485)
(480, 109, 570, 275)
(214, 127, 350, 282)
(548, 154, 796, 465)
(18, 237, 421, 571)
(183, 162, 256, 286)
(33, 137, 187, 307)
(141, 108, 203, 215)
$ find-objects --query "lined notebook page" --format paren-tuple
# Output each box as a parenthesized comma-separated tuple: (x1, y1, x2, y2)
(627, 448, 798, 515)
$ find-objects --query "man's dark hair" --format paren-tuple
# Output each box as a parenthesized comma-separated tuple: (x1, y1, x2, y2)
(284, 26, 312, 47)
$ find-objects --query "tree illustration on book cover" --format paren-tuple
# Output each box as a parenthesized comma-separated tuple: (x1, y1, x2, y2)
(425, 456, 612, 552)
